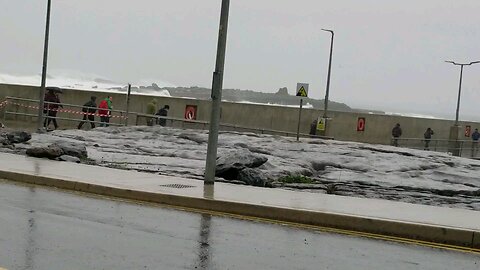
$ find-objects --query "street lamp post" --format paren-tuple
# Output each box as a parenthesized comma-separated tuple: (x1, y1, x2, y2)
(445, 60, 480, 156)
(445, 60, 480, 126)
(204, 0, 231, 185)
(316, 29, 334, 137)
(321, 29, 334, 119)
(36, 0, 52, 131)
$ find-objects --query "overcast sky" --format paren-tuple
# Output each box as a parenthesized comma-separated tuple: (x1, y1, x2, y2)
(1, 0, 479, 118)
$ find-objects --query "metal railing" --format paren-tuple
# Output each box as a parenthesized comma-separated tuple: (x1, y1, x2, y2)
(3, 96, 126, 128)
(2, 96, 334, 140)
(394, 137, 480, 158)
(134, 112, 334, 140)
(4, 96, 479, 158)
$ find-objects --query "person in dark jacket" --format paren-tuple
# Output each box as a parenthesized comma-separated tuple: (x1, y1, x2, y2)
(423, 127, 434, 150)
(472, 128, 480, 157)
(155, 105, 170, 126)
(391, 123, 402, 147)
(78, 96, 97, 129)
(309, 119, 318, 137)
(43, 89, 62, 130)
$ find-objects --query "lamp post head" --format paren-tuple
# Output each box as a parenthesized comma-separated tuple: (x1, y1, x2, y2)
(445, 60, 480, 66)
(321, 28, 334, 35)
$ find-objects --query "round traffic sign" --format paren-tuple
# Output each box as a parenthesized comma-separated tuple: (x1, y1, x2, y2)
(184, 105, 197, 120)
(357, 117, 366, 132)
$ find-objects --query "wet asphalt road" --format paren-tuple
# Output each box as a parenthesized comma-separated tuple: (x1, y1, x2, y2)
(0, 180, 478, 270)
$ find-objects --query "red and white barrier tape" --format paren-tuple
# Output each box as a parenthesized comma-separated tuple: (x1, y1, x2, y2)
(0, 100, 8, 109)
(4, 100, 127, 119)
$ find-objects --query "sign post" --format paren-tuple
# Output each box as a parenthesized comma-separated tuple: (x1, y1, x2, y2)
(296, 83, 309, 141)
(125, 84, 131, 126)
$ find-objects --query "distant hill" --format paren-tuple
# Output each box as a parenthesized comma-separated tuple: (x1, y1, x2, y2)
(124, 85, 352, 111)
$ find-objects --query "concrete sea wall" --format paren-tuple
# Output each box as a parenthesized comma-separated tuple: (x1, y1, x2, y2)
(0, 83, 477, 145)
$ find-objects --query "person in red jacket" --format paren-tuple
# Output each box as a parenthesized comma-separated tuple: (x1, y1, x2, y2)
(98, 96, 113, 127)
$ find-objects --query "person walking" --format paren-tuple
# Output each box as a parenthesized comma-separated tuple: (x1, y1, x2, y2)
(98, 96, 113, 127)
(391, 123, 402, 147)
(155, 105, 170, 126)
(472, 128, 480, 157)
(423, 127, 434, 150)
(78, 96, 97, 129)
(309, 119, 318, 137)
(146, 99, 157, 126)
(43, 88, 62, 130)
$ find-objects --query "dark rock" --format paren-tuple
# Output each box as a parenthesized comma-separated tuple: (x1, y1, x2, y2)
(52, 141, 87, 159)
(0, 136, 11, 146)
(275, 87, 289, 96)
(178, 133, 207, 144)
(216, 179, 247, 185)
(444, 161, 455, 167)
(7, 131, 32, 144)
(74, 136, 86, 141)
(26, 145, 64, 159)
(1, 144, 15, 150)
(238, 168, 271, 187)
(93, 144, 100, 147)
(57, 155, 81, 163)
(282, 183, 325, 189)
(270, 181, 283, 188)
(311, 161, 327, 171)
(215, 149, 268, 180)
(234, 143, 271, 155)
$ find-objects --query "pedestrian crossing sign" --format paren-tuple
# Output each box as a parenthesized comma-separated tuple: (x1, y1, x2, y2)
(296, 83, 309, 97)
(317, 117, 326, 131)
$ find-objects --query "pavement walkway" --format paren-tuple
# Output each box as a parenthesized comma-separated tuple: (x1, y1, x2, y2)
(0, 152, 479, 249)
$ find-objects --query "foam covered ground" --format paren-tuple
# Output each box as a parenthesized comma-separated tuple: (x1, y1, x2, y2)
(5, 126, 480, 211)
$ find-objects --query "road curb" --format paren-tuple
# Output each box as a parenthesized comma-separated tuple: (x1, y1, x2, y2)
(0, 169, 478, 249)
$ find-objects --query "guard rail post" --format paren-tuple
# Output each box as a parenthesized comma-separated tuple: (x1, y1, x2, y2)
(1, 99, 7, 124)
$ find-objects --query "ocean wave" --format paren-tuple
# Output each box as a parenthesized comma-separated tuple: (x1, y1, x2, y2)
(0, 72, 173, 97)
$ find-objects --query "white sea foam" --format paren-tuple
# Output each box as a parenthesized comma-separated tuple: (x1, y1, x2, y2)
(236, 100, 315, 109)
(0, 72, 173, 97)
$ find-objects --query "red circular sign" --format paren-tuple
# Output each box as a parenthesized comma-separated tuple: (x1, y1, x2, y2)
(184, 105, 197, 120)
(357, 117, 366, 132)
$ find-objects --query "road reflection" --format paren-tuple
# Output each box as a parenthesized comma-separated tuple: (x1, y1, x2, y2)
(194, 214, 212, 269)
(24, 186, 37, 270)
(193, 184, 215, 269)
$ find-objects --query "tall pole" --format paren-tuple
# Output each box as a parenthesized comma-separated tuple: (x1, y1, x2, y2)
(125, 83, 132, 126)
(296, 99, 303, 141)
(454, 65, 464, 126)
(445, 60, 480, 125)
(322, 29, 334, 118)
(445, 60, 480, 156)
(36, 0, 52, 131)
(205, 0, 230, 185)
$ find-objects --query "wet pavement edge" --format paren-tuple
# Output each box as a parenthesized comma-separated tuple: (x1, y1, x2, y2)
(0, 168, 478, 249)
